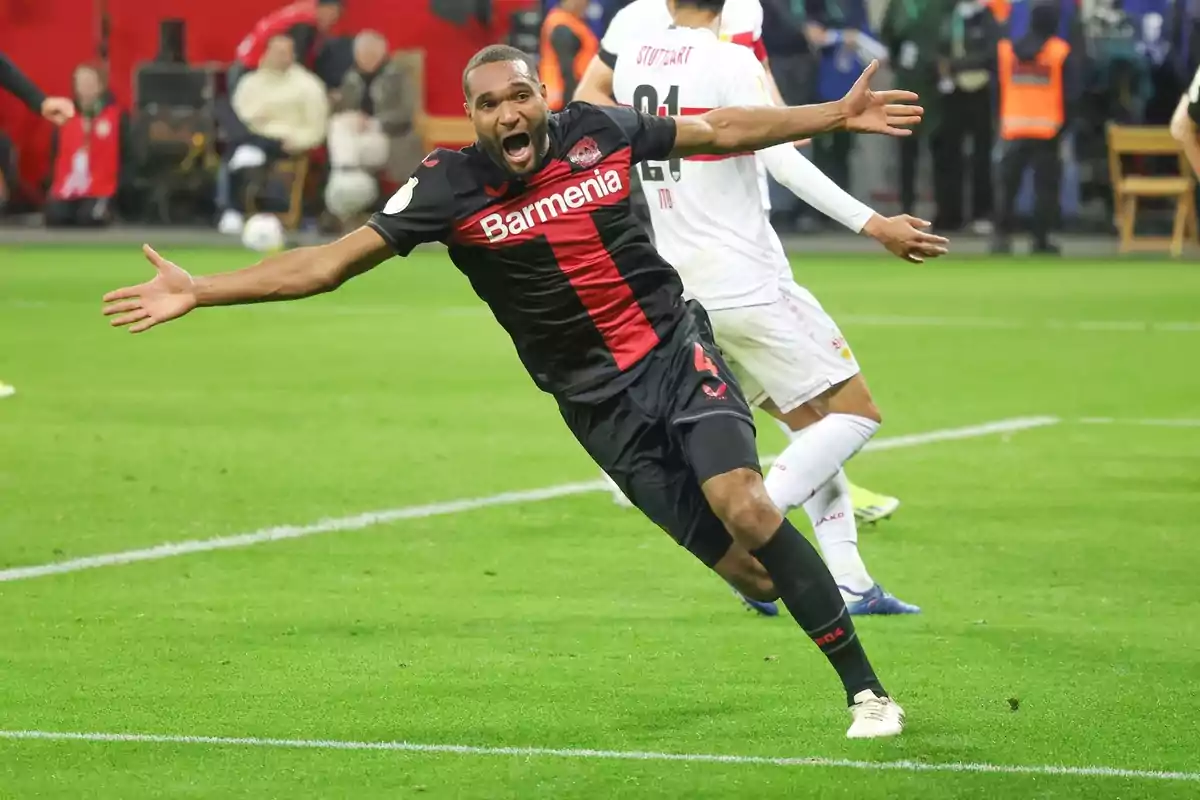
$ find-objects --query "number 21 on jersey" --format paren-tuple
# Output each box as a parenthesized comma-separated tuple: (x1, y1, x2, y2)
(633, 84, 683, 190)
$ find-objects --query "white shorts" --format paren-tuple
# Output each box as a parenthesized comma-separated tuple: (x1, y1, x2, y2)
(707, 280, 860, 413)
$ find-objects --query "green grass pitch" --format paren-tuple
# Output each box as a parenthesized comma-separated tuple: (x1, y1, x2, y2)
(1, 245, 1199, 798)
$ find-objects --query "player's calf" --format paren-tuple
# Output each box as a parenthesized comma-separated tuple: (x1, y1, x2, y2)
(699, 463, 889, 707)
(701, 466, 785, 550)
(713, 543, 779, 602)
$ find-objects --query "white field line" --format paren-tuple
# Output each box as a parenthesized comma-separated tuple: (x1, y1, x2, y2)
(0, 417, 1057, 585)
(0, 729, 1195, 782)
(1079, 417, 1200, 428)
(838, 315, 1200, 333)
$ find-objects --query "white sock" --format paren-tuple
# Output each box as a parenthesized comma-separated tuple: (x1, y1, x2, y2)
(804, 469, 873, 596)
(763, 413, 879, 514)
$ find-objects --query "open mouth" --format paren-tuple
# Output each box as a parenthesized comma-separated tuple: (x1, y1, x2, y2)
(501, 132, 533, 168)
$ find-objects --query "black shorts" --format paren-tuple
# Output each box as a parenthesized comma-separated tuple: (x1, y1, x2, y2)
(557, 302, 761, 567)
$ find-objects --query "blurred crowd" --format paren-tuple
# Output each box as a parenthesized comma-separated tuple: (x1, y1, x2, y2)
(1, 0, 426, 236)
(546, 0, 1200, 243)
(4, 0, 1200, 240)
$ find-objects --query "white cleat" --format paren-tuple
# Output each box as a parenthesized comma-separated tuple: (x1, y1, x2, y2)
(0, 382, 15, 399)
(600, 471, 634, 508)
(846, 689, 905, 739)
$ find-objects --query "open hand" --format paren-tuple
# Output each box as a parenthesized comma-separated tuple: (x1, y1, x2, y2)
(102, 245, 198, 333)
(40, 97, 75, 126)
(862, 214, 949, 263)
(840, 60, 923, 136)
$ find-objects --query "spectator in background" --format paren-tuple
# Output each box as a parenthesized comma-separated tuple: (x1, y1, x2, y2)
(45, 64, 129, 228)
(325, 30, 414, 226)
(934, 0, 998, 232)
(231, 0, 344, 89)
(990, 0, 1080, 255)
(882, 0, 952, 222)
(805, 0, 887, 195)
(540, 0, 599, 110)
(219, 35, 330, 234)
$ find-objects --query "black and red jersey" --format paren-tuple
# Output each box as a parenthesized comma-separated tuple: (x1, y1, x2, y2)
(368, 103, 686, 402)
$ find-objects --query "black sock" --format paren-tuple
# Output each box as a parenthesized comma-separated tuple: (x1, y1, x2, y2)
(751, 519, 885, 705)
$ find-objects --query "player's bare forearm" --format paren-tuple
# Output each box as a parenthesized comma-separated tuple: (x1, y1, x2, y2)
(105, 228, 392, 333)
(1169, 98, 1200, 178)
(196, 227, 390, 306)
(670, 102, 848, 158)
(1180, 136, 1200, 181)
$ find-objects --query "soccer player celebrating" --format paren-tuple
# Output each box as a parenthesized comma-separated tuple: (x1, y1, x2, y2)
(612, 0, 940, 616)
(102, 44, 922, 737)
(0, 51, 77, 399)
(576, 0, 905, 532)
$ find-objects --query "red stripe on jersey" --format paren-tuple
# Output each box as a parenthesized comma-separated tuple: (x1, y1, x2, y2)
(545, 210, 660, 370)
(656, 106, 711, 116)
(684, 151, 753, 162)
(453, 147, 660, 371)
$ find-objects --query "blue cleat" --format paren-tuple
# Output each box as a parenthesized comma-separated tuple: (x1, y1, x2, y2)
(841, 584, 921, 616)
(731, 587, 779, 617)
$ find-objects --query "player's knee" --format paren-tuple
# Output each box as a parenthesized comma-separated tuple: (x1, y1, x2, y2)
(860, 400, 883, 426)
(704, 470, 784, 550)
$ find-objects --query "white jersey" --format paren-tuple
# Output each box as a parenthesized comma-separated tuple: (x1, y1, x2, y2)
(601, 0, 772, 210)
(612, 26, 790, 310)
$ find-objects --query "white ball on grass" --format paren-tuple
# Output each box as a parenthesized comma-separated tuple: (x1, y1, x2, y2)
(241, 213, 286, 253)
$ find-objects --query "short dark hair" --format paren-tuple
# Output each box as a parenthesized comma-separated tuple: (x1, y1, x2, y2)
(675, 0, 726, 11)
(462, 44, 539, 99)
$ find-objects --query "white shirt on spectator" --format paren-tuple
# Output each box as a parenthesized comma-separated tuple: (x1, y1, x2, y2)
(233, 64, 330, 153)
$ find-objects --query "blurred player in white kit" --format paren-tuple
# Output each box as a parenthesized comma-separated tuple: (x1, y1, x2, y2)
(607, 0, 950, 615)
(577, 0, 906, 531)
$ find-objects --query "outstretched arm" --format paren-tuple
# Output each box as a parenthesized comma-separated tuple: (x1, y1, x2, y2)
(195, 226, 388, 305)
(0, 50, 74, 124)
(757, 143, 949, 263)
(1171, 67, 1200, 179)
(103, 227, 392, 333)
(0, 51, 46, 113)
(669, 61, 921, 158)
(757, 143, 873, 232)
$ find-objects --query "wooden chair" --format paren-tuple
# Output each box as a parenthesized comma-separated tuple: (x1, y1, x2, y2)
(393, 48, 477, 152)
(417, 115, 477, 152)
(1106, 124, 1198, 256)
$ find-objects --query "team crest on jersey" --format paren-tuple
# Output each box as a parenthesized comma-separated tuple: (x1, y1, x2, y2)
(567, 137, 603, 168)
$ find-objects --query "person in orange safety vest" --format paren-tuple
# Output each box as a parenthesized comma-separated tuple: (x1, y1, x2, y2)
(539, 0, 599, 110)
(990, 0, 1081, 255)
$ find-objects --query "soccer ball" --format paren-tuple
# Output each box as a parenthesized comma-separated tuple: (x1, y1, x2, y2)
(241, 213, 286, 253)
